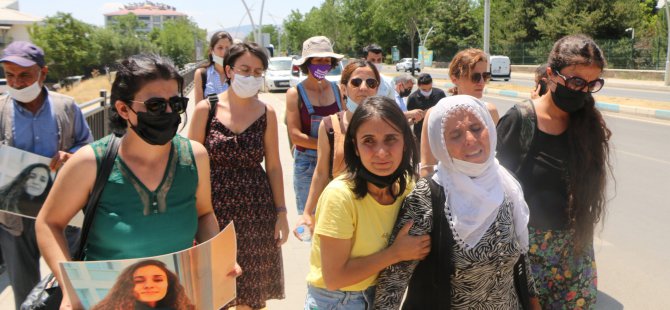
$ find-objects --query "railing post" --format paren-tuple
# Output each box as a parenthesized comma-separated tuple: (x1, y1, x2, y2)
(100, 89, 109, 137)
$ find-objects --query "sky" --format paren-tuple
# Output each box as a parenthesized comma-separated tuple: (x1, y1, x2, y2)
(21, 0, 324, 36)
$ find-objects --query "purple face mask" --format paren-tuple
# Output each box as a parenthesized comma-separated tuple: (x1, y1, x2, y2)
(308, 64, 331, 80)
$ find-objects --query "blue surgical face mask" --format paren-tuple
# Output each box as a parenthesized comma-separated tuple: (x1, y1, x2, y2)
(346, 97, 359, 112)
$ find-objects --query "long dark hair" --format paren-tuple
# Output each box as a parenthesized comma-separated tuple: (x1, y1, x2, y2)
(343, 96, 418, 199)
(109, 54, 184, 135)
(92, 259, 194, 310)
(0, 163, 53, 212)
(548, 34, 612, 251)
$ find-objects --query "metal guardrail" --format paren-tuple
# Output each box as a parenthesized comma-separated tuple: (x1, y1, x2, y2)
(80, 61, 205, 140)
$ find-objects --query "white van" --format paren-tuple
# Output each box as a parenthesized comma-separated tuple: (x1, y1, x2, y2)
(489, 55, 511, 81)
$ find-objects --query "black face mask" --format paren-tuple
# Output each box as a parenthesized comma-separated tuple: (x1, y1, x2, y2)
(129, 111, 182, 145)
(399, 88, 411, 98)
(358, 164, 406, 189)
(550, 82, 589, 114)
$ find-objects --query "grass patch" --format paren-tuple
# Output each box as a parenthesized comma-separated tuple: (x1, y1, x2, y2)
(56, 75, 112, 103)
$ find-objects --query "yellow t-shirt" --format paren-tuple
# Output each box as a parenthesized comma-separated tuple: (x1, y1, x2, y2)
(306, 176, 415, 291)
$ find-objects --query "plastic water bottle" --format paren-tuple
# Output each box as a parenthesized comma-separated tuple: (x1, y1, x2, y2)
(296, 225, 312, 242)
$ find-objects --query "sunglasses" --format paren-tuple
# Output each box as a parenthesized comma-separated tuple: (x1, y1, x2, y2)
(553, 70, 604, 93)
(350, 78, 379, 89)
(470, 72, 492, 83)
(130, 96, 189, 115)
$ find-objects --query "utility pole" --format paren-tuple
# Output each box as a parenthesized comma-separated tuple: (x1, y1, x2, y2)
(483, 0, 490, 55)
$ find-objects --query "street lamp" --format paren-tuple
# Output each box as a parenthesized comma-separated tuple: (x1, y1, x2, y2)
(659, 0, 670, 86)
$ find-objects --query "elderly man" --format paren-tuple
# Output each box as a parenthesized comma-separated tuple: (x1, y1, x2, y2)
(392, 73, 424, 123)
(362, 44, 395, 100)
(0, 41, 92, 309)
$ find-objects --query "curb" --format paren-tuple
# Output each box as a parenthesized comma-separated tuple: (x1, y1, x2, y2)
(441, 82, 670, 121)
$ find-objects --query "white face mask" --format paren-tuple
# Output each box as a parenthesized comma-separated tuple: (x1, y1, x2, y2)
(374, 63, 383, 73)
(452, 158, 488, 177)
(420, 89, 432, 97)
(212, 54, 224, 67)
(9, 73, 43, 103)
(231, 74, 263, 98)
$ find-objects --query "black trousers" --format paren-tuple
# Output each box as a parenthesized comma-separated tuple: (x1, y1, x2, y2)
(0, 217, 79, 310)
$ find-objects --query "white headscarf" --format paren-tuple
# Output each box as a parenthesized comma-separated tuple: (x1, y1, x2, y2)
(427, 95, 529, 251)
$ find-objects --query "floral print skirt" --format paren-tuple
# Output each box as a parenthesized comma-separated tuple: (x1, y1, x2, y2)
(528, 227, 597, 310)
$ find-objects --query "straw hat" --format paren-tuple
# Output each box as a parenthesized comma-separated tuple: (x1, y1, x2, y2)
(293, 36, 343, 66)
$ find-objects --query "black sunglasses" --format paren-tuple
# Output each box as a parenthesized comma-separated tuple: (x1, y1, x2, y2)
(130, 96, 188, 115)
(553, 70, 604, 93)
(470, 72, 492, 83)
(350, 78, 379, 89)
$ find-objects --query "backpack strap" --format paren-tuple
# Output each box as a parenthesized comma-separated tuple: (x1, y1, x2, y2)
(426, 177, 452, 308)
(322, 115, 336, 178)
(515, 99, 537, 175)
(201, 68, 208, 96)
(204, 94, 219, 140)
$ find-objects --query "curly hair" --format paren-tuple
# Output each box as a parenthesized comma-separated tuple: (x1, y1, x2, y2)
(0, 163, 52, 214)
(343, 96, 418, 200)
(448, 48, 488, 95)
(92, 260, 194, 310)
(547, 34, 612, 252)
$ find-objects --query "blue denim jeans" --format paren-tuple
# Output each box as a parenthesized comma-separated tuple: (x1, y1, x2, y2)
(305, 285, 376, 310)
(293, 149, 317, 215)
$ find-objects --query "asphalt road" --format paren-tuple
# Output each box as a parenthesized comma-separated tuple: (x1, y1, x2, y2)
(485, 94, 670, 309)
(0, 89, 666, 309)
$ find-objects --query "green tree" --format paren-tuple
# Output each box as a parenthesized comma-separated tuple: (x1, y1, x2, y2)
(29, 12, 98, 83)
(429, 0, 481, 61)
(151, 18, 206, 67)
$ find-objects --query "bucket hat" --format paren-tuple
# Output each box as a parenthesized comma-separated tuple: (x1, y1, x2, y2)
(293, 36, 343, 66)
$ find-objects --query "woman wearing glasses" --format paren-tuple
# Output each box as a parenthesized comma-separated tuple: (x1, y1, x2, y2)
(496, 34, 611, 309)
(286, 36, 344, 216)
(188, 42, 288, 310)
(36, 54, 226, 309)
(293, 60, 381, 239)
(418, 48, 498, 177)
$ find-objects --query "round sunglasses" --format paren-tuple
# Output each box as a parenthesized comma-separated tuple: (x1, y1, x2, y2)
(129, 96, 189, 115)
(349, 78, 379, 89)
(553, 70, 604, 93)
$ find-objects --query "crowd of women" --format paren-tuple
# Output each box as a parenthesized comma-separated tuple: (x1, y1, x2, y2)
(29, 30, 612, 310)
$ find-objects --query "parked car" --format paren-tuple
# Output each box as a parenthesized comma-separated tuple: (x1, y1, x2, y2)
(489, 55, 511, 81)
(289, 60, 344, 88)
(395, 58, 421, 72)
(265, 56, 293, 92)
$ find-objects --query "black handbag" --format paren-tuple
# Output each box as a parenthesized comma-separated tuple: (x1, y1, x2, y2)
(21, 135, 121, 310)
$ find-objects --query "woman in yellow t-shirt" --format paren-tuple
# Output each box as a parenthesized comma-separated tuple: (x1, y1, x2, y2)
(305, 96, 430, 309)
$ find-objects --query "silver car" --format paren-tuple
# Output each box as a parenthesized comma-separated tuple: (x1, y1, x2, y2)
(395, 58, 421, 72)
(265, 57, 294, 92)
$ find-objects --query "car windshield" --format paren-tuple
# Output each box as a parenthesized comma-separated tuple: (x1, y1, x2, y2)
(269, 59, 292, 71)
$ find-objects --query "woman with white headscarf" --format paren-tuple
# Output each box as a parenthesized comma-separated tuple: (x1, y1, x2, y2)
(373, 95, 539, 309)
